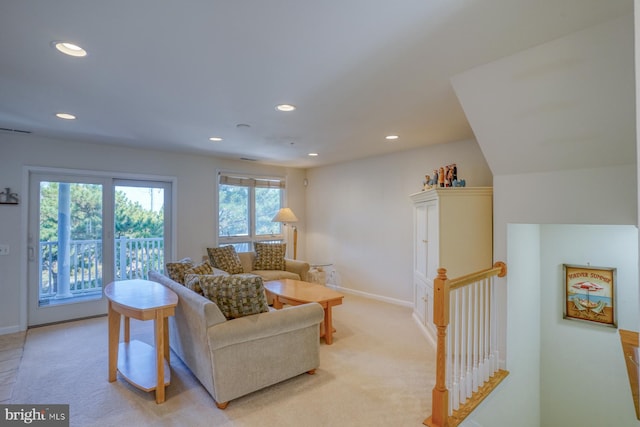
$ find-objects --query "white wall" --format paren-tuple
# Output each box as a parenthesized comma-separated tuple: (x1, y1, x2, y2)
(540, 224, 639, 427)
(451, 14, 634, 177)
(0, 134, 305, 333)
(469, 166, 637, 427)
(305, 138, 493, 304)
(461, 224, 542, 427)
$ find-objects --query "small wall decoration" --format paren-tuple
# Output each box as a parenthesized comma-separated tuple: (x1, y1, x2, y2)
(0, 187, 19, 204)
(563, 264, 616, 328)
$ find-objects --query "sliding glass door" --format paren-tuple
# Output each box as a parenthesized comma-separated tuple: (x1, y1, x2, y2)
(28, 173, 172, 326)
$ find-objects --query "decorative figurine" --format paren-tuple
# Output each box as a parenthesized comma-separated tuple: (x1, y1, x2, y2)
(423, 175, 431, 191)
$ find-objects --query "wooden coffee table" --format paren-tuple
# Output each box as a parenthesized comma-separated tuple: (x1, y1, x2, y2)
(264, 279, 344, 345)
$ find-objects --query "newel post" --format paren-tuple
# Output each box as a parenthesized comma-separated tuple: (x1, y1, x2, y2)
(427, 268, 450, 427)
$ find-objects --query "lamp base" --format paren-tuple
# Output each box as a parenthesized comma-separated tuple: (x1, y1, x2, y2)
(293, 227, 297, 260)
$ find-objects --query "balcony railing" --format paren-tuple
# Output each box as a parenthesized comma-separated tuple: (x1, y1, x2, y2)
(39, 237, 164, 301)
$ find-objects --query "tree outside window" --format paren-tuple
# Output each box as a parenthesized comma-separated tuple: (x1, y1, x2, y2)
(218, 174, 284, 251)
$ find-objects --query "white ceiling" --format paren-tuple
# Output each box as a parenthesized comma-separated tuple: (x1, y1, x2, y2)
(453, 13, 636, 175)
(0, 0, 633, 168)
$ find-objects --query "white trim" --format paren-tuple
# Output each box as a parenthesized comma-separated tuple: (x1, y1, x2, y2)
(330, 284, 412, 308)
(26, 165, 177, 183)
(0, 325, 22, 335)
(20, 167, 29, 332)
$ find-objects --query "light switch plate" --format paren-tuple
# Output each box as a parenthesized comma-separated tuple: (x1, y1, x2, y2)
(0, 244, 9, 255)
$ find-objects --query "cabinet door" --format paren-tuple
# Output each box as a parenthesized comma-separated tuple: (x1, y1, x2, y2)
(414, 279, 427, 325)
(425, 200, 439, 283)
(415, 203, 428, 280)
(425, 282, 435, 334)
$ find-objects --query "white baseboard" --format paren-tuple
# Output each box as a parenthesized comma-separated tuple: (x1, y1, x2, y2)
(330, 285, 412, 308)
(412, 313, 437, 347)
(0, 325, 24, 335)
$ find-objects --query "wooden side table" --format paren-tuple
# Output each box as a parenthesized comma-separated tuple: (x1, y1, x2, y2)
(105, 279, 178, 403)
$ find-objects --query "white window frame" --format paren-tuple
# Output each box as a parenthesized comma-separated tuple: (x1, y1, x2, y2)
(216, 171, 286, 251)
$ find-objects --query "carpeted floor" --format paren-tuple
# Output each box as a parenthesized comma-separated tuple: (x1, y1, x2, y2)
(10, 294, 436, 426)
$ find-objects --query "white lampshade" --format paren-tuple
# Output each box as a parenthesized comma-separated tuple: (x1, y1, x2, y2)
(271, 207, 299, 224)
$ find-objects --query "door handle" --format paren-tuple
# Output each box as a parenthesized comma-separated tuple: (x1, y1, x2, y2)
(28, 246, 35, 261)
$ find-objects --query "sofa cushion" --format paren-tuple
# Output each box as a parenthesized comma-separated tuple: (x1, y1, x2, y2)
(186, 259, 214, 276)
(165, 257, 194, 284)
(252, 270, 301, 281)
(207, 245, 244, 274)
(253, 242, 286, 271)
(199, 274, 269, 320)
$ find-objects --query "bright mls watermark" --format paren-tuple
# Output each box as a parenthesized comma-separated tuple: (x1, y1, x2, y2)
(1, 405, 69, 426)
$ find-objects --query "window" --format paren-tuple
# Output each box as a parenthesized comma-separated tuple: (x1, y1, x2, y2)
(218, 173, 284, 251)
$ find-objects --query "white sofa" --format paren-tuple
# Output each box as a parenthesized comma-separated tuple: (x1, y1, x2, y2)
(148, 270, 324, 408)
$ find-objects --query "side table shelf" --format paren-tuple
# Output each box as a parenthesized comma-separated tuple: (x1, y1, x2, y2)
(118, 340, 171, 391)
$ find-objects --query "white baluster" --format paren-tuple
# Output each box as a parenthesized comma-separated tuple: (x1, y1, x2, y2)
(460, 286, 468, 404)
(484, 278, 491, 381)
(451, 289, 460, 411)
(465, 285, 473, 400)
(472, 281, 479, 393)
(479, 278, 485, 382)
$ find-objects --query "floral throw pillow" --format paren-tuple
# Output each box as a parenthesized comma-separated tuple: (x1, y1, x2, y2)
(198, 274, 269, 319)
(165, 257, 194, 284)
(253, 242, 286, 271)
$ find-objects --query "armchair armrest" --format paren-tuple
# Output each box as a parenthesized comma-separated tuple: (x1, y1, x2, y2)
(207, 303, 323, 350)
(285, 258, 310, 281)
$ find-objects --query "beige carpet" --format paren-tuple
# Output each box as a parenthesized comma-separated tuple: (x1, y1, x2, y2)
(11, 294, 436, 426)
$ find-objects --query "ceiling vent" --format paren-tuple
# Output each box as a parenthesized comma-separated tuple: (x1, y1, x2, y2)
(0, 127, 32, 134)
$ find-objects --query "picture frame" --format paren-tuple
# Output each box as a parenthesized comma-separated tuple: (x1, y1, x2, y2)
(563, 264, 616, 328)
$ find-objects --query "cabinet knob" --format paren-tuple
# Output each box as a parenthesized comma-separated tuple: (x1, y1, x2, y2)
(422, 239, 427, 243)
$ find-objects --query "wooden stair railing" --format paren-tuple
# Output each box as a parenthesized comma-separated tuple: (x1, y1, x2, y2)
(425, 262, 509, 427)
(619, 329, 639, 420)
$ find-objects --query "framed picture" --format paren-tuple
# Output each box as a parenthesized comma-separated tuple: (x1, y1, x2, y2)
(563, 264, 616, 328)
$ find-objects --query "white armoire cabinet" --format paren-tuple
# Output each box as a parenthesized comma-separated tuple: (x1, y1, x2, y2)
(409, 187, 493, 343)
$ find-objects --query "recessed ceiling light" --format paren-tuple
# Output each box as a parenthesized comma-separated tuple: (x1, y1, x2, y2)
(52, 42, 87, 57)
(385, 135, 399, 140)
(55, 113, 76, 120)
(276, 104, 296, 112)
(308, 153, 318, 157)
(209, 137, 223, 142)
